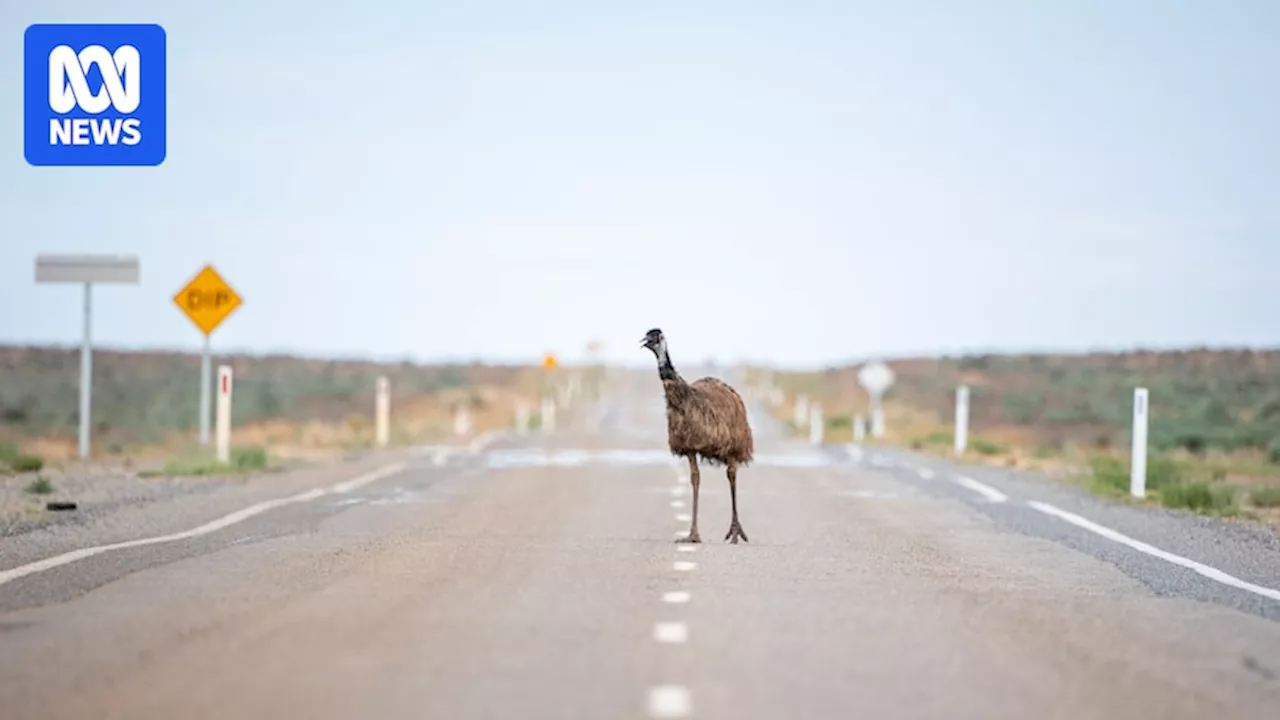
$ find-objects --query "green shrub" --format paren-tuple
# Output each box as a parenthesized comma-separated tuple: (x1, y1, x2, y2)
(1091, 453, 1187, 493)
(24, 476, 54, 495)
(1031, 444, 1060, 459)
(1248, 485, 1280, 508)
(1160, 482, 1236, 513)
(1267, 438, 1280, 466)
(1089, 455, 1129, 494)
(231, 446, 269, 471)
(1145, 456, 1185, 490)
(970, 438, 1008, 456)
(159, 455, 226, 476)
(10, 454, 44, 472)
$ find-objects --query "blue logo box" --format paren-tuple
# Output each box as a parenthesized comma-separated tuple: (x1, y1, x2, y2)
(24, 23, 167, 166)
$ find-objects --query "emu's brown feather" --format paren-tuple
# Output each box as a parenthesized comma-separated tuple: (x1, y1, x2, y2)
(662, 376, 754, 467)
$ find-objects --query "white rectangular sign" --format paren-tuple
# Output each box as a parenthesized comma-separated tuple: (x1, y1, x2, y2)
(35, 254, 139, 284)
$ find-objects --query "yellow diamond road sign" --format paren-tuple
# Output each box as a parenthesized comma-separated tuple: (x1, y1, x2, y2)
(173, 265, 242, 336)
(543, 353, 558, 370)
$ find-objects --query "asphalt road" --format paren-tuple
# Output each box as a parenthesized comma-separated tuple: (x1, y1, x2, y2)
(2, 374, 1279, 719)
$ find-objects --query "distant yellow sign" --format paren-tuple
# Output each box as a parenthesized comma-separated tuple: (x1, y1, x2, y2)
(543, 353, 558, 370)
(173, 265, 242, 336)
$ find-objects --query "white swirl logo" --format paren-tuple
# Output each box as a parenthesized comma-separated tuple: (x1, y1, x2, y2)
(48, 44, 140, 114)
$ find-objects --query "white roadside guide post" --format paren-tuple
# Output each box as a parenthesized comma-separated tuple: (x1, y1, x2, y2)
(34, 254, 140, 460)
(541, 396, 557, 433)
(541, 353, 558, 433)
(515, 399, 531, 435)
(453, 404, 472, 436)
(858, 361, 895, 439)
(216, 365, 233, 464)
(852, 414, 866, 443)
(172, 265, 243, 446)
(1131, 387, 1149, 498)
(954, 384, 970, 456)
(375, 376, 390, 447)
(809, 403, 824, 445)
(794, 394, 809, 429)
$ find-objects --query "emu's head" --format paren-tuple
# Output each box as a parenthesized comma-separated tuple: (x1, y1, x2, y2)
(640, 328, 666, 355)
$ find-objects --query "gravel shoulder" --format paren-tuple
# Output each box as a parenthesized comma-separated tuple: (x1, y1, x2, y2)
(0, 445, 433, 573)
(849, 443, 1280, 620)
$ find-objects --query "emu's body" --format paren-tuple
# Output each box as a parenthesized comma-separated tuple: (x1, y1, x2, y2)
(643, 328, 753, 544)
(661, 376, 754, 467)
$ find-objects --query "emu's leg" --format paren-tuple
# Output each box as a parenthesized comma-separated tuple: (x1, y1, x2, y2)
(676, 454, 701, 543)
(724, 461, 749, 544)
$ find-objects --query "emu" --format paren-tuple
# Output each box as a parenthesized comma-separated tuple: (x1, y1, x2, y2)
(641, 328, 753, 544)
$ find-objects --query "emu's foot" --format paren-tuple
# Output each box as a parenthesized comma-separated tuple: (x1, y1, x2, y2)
(724, 522, 749, 544)
(675, 529, 702, 544)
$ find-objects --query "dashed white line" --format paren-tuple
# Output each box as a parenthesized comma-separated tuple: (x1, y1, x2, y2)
(647, 685, 691, 718)
(675, 513, 691, 522)
(676, 545, 697, 553)
(670, 500, 685, 509)
(952, 475, 1009, 503)
(0, 463, 407, 588)
(917, 467, 936, 480)
(673, 560, 696, 571)
(670, 487, 684, 497)
(653, 621, 688, 644)
(839, 490, 898, 499)
(1027, 500, 1280, 602)
(663, 590, 691, 604)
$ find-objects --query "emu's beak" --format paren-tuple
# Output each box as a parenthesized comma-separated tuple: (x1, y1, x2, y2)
(639, 337, 649, 347)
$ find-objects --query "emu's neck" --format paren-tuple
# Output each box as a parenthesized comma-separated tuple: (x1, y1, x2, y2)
(653, 343, 681, 384)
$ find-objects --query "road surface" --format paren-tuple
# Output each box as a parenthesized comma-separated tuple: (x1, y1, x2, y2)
(2, 373, 1279, 719)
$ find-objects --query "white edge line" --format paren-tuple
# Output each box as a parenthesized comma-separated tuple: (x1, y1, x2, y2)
(0, 462, 408, 588)
(1026, 500, 1280, 602)
(952, 475, 1009, 503)
(468, 429, 505, 454)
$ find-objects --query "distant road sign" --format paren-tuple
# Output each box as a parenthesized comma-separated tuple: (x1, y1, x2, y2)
(543, 353, 558, 370)
(174, 265, 242, 335)
(36, 254, 139, 284)
(857, 361, 895, 395)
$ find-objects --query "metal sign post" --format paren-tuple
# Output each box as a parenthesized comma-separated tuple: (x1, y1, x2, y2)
(35, 254, 140, 459)
(173, 264, 243, 445)
(857, 361, 896, 439)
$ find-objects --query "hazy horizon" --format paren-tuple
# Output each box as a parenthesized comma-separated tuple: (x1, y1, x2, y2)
(3, 1, 1278, 368)
(4, 336, 1278, 374)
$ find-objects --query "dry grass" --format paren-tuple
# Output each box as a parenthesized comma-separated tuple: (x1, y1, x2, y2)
(754, 350, 1280, 528)
(0, 343, 570, 475)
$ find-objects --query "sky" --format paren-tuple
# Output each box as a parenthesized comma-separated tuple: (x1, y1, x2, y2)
(1, 1, 1278, 369)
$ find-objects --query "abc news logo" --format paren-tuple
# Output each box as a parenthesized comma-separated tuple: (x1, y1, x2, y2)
(48, 44, 143, 146)
(24, 23, 167, 167)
